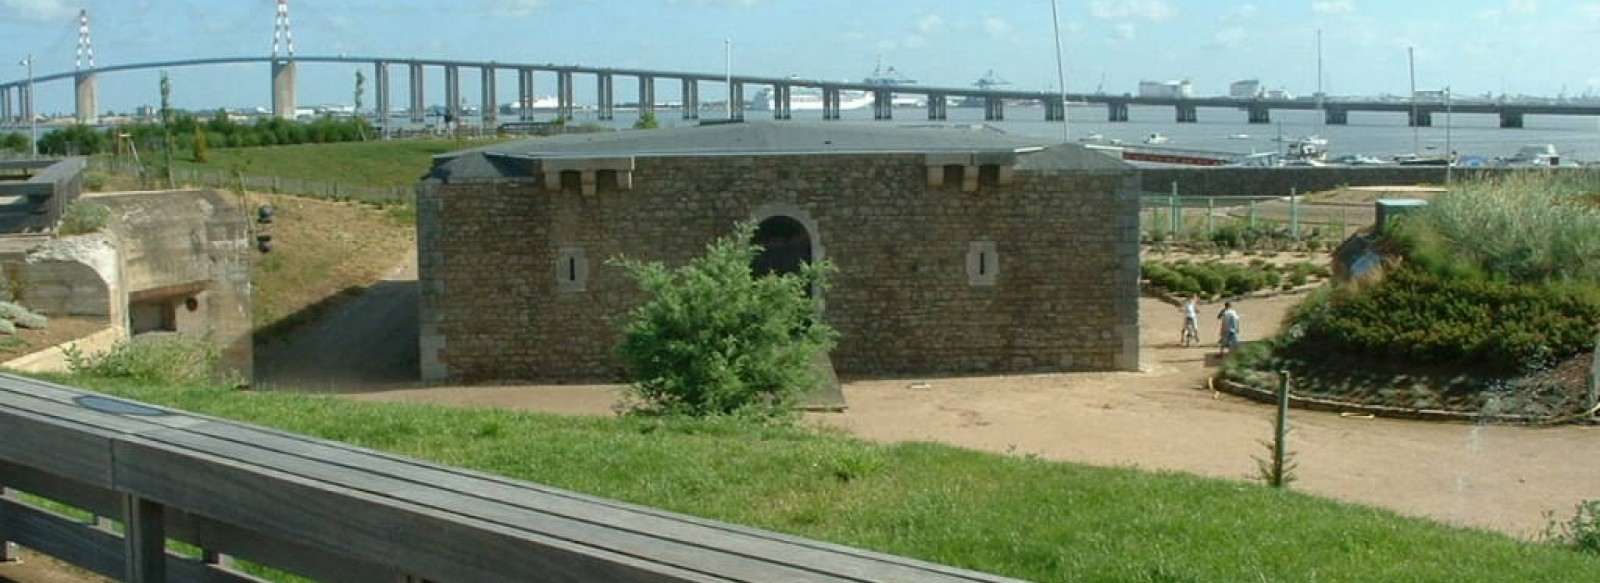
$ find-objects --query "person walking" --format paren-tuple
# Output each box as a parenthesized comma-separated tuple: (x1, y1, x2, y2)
(1217, 301, 1241, 355)
(1179, 296, 1200, 347)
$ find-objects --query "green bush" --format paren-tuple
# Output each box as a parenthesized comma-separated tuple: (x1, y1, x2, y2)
(65, 335, 219, 384)
(1545, 499, 1600, 554)
(1282, 265, 1600, 375)
(57, 199, 113, 235)
(611, 222, 837, 420)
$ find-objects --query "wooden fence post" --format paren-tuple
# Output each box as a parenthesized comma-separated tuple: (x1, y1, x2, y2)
(123, 495, 165, 583)
(1274, 370, 1291, 489)
(0, 487, 16, 562)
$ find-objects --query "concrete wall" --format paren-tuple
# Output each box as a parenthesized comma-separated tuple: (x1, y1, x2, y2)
(15, 233, 122, 321)
(96, 190, 253, 379)
(420, 154, 1140, 384)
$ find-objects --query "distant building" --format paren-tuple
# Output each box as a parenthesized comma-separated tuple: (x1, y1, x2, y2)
(1138, 79, 1193, 99)
(1413, 90, 1447, 104)
(1263, 88, 1295, 100)
(1229, 79, 1261, 99)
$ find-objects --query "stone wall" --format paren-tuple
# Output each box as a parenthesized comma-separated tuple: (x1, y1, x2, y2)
(420, 153, 1140, 384)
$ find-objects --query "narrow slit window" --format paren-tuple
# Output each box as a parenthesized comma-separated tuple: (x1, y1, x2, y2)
(556, 247, 588, 292)
(966, 241, 998, 286)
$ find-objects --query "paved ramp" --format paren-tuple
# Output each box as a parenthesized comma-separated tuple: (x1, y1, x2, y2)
(253, 256, 420, 392)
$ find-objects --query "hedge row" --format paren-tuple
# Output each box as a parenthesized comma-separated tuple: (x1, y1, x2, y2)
(1142, 259, 1328, 299)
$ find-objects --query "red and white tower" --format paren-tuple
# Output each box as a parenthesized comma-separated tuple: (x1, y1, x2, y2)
(272, 0, 296, 59)
(271, 0, 299, 119)
(76, 8, 95, 70)
(74, 8, 98, 123)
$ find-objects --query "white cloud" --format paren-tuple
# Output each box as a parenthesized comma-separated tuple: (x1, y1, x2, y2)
(983, 16, 1012, 37)
(915, 13, 945, 34)
(1112, 23, 1137, 41)
(1211, 27, 1247, 48)
(1311, 0, 1355, 15)
(1507, 0, 1538, 14)
(0, 0, 74, 22)
(1233, 4, 1260, 18)
(485, 0, 547, 18)
(1089, 0, 1176, 22)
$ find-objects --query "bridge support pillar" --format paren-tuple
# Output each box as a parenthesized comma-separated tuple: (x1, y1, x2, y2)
(481, 66, 497, 127)
(1324, 107, 1348, 125)
(556, 71, 574, 121)
(409, 62, 426, 124)
(927, 93, 947, 120)
(1107, 101, 1129, 122)
(1408, 109, 1432, 127)
(822, 87, 841, 120)
(597, 73, 614, 121)
(1499, 111, 1524, 128)
(983, 95, 1004, 121)
(1, 87, 11, 124)
(517, 68, 535, 120)
(727, 80, 744, 121)
(873, 89, 893, 120)
(1175, 103, 1198, 123)
(271, 59, 298, 119)
(638, 75, 655, 118)
(1247, 104, 1270, 124)
(74, 72, 98, 124)
(1044, 96, 1065, 122)
(374, 62, 390, 133)
(770, 84, 790, 120)
(444, 65, 462, 126)
(681, 78, 699, 120)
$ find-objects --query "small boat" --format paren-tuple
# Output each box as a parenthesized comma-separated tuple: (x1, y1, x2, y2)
(1227, 133, 1251, 140)
(1080, 132, 1105, 142)
(1144, 133, 1170, 145)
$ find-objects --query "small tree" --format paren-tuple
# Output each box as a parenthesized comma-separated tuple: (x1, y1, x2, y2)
(610, 222, 835, 419)
(633, 111, 660, 130)
(192, 125, 208, 163)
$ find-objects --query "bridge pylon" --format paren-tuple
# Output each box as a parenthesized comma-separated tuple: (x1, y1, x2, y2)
(270, 0, 298, 119)
(74, 9, 98, 124)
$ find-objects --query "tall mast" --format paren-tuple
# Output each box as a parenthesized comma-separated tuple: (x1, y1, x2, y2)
(1408, 46, 1418, 155)
(1051, 0, 1070, 142)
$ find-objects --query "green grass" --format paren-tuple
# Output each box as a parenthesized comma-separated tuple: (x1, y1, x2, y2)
(36, 376, 1600, 582)
(167, 138, 503, 189)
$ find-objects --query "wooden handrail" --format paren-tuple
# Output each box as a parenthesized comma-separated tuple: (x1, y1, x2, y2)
(0, 374, 1024, 583)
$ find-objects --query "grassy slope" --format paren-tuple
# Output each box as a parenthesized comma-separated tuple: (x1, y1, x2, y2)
(57, 377, 1600, 583)
(247, 191, 415, 336)
(169, 138, 499, 188)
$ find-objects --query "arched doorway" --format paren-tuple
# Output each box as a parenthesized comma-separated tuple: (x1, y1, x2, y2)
(752, 215, 812, 277)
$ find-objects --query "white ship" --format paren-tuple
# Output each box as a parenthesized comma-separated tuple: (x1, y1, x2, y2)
(750, 87, 874, 112)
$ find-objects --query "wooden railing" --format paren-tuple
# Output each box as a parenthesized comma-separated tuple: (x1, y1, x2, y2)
(0, 375, 1025, 582)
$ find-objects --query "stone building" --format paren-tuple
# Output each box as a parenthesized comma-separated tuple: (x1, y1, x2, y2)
(417, 122, 1140, 384)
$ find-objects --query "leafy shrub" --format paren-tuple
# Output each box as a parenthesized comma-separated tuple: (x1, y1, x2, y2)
(1282, 265, 1600, 375)
(1545, 499, 1600, 554)
(65, 335, 219, 384)
(611, 222, 837, 420)
(57, 199, 112, 235)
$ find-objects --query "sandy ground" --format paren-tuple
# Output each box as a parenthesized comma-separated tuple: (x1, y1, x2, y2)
(351, 293, 1599, 540)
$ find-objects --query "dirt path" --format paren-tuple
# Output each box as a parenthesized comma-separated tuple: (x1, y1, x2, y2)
(252, 252, 420, 392)
(352, 294, 1599, 540)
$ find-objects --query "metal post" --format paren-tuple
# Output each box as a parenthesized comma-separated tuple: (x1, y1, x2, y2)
(1168, 182, 1179, 238)
(1290, 187, 1300, 241)
(21, 54, 36, 157)
(1445, 86, 1453, 186)
(1206, 197, 1215, 236)
(1274, 370, 1291, 489)
(725, 38, 733, 120)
